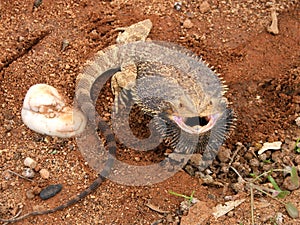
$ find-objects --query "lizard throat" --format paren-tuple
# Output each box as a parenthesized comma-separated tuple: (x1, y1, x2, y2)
(171, 114, 219, 134)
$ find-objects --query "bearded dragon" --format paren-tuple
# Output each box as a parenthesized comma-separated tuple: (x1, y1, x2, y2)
(1, 39, 232, 223)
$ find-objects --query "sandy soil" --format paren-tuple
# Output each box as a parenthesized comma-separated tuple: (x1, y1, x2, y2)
(0, 0, 300, 224)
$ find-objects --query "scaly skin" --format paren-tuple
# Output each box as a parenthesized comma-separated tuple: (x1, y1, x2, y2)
(1, 41, 232, 223)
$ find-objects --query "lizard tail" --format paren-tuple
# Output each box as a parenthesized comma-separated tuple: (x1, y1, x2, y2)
(0, 175, 105, 223)
(1, 120, 117, 223)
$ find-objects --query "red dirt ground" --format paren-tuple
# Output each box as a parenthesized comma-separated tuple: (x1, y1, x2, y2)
(0, 1, 299, 224)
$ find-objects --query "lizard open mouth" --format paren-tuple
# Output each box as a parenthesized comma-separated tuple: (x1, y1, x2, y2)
(172, 114, 219, 134)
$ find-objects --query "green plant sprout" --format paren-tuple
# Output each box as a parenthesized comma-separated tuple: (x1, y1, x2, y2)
(267, 175, 290, 198)
(290, 166, 299, 187)
(251, 166, 299, 199)
(231, 165, 300, 223)
(255, 167, 299, 218)
(251, 183, 299, 219)
(249, 173, 262, 182)
(252, 167, 299, 189)
(263, 159, 272, 164)
(295, 138, 300, 153)
(169, 190, 195, 203)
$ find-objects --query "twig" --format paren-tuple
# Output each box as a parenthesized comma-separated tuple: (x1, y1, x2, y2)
(145, 202, 170, 214)
(228, 146, 241, 168)
(2, 207, 22, 225)
(250, 183, 255, 225)
(6, 169, 34, 182)
(251, 184, 285, 205)
(229, 166, 245, 182)
(252, 168, 290, 182)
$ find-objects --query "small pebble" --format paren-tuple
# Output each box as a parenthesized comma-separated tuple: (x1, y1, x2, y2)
(295, 155, 300, 165)
(61, 39, 69, 51)
(258, 153, 267, 161)
(134, 157, 140, 162)
(200, 1, 210, 14)
(1, 182, 8, 190)
(262, 164, 272, 172)
(40, 184, 63, 200)
(4, 124, 12, 132)
(275, 212, 284, 224)
(295, 117, 300, 127)
(244, 152, 253, 160)
(224, 195, 233, 201)
(22, 168, 35, 178)
(39, 168, 50, 179)
(3, 170, 12, 180)
(174, 2, 182, 11)
(33, 0, 43, 8)
(283, 155, 292, 165)
(271, 151, 283, 163)
(186, 12, 194, 18)
(33, 186, 42, 195)
(184, 165, 195, 176)
(89, 29, 99, 40)
(282, 176, 299, 191)
(231, 179, 245, 193)
(24, 157, 37, 169)
(166, 214, 174, 223)
(34, 164, 41, 172)
(227, 211, 234, 217)
(44, 136, 52, 143)
(220, 165, 229, 173)
(189, 153, 202, 167)
(249, 158, 260, 167)
(26, 190, 35, 199)
(18, 36, 25, 42)
(266, 1, 274, 7)
(183, 19, 193, 29)
(217, 147, 231, 163)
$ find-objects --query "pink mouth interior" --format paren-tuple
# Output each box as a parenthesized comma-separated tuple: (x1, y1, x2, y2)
(172, 114, 218, 134)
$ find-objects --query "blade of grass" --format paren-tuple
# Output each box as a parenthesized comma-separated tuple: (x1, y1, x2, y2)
(276, 190, 290, 199)
(285, 202, 299, 218)
(268, 175, 282, 191)
(169, 190, 195, 203)
(290, 166, 299, 188)
(169, 190, 190, 199)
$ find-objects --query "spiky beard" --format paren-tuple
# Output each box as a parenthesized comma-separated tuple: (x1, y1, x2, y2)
(151, 108, 233, 156)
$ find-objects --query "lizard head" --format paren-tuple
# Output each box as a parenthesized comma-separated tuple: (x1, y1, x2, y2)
(163, 91, 227, 136)
(153, 94, 232, 154)
(133, 60, 232, 154)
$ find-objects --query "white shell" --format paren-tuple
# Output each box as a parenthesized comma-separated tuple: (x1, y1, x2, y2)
(258, 141, 282, 155)
(21, 84, 87, 138)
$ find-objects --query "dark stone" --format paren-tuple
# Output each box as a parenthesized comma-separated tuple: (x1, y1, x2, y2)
(40, 184, 63, 200)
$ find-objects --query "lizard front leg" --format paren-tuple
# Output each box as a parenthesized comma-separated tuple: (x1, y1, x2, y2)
(111, 62, 138, 112)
